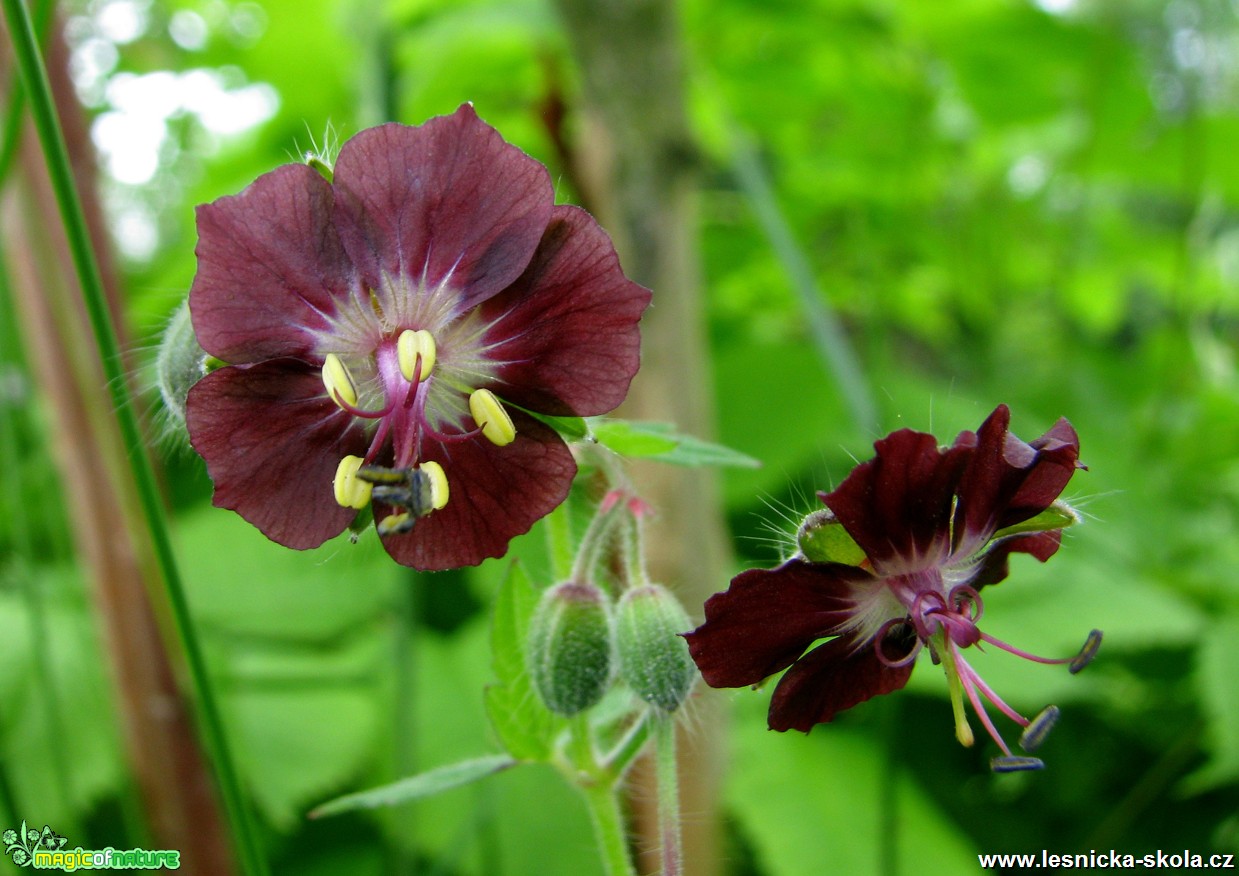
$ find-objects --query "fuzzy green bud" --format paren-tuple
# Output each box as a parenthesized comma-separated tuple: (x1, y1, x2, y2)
(615, 584, 696, 713)
(526, 582, 614, 716)
(797, 508, 866, 566)
(155, 298, 208, 447)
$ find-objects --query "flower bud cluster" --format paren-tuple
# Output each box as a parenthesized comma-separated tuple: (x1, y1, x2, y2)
(524, 493, 697, 720)
(527, 579, 696, 717)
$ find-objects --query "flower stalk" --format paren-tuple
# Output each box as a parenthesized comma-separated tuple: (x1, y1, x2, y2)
(654, 716, 683, 876)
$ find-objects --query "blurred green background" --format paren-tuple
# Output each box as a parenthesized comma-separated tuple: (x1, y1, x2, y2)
(2, 0, 1238, 873)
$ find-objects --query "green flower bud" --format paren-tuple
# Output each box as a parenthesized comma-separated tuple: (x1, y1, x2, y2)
(526, 582, 614, 716)
(155, 298, 208, 448)
(615, 584, 696, 713)
(797, 508, 866, 566)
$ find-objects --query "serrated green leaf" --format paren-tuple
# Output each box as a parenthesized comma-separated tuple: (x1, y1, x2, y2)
(492, 562, 538, 687)
(486, 563, 561, 761)
(1183, 619, 1239, 794)
(309, 754, 516, 818)
(590, 419, 761, 468)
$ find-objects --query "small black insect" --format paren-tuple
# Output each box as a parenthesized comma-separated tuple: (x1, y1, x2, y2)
(357, 462, 448, 535)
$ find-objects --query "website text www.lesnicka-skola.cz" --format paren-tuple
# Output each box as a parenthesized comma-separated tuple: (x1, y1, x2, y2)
(978, 850, 1236, 870)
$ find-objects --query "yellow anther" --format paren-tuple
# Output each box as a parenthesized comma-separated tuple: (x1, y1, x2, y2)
(418, 461, 449, 511)
(397, 329, 436, 382)
(333, 455, 372, 509)
(322, 353, 358, 409)
(377, 512, 413, 536)
(469, 388, 516, 447)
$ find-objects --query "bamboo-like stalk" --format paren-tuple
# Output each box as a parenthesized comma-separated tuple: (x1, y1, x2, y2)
(550, 2, 731, 873)
(0, 7, 259, 874)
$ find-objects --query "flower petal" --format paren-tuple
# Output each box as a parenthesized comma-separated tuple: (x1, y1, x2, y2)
(191, 164, 355, 363)
(954, 406, 1081, 555)
(822, 428, 972, 570)
(332, 105, 553, 315)
(683, 560, 860, 688)
(480, 205, 651, 416)
(377, 410, 575, 571)
(972, 530, 1063, 588)
(186, 361, 364, 549)
(767, 632, 915, 732)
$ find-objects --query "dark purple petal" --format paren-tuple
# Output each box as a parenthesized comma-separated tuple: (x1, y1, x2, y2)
(378, 410, 575, 571)
(1003, 418, 1082, 528)
(332, 105, 553, 313)
(954, 406, 1081, 554)
(971, 531, 1063, 588)
(822, 429, 972, 569)
(683, 560, 862, 688)
(480, 205, 651, 417)
(768, 633, 915, 732)
(186, 361, 365, 549)
(191, 164, 355, 363)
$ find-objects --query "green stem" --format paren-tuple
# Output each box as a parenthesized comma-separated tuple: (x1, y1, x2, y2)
(726, 121, 877, 435)
(579, 782, 637, 876)
(564, 714, 638, 876)
(653, 716, 682, 876)
(0, 0, 51, 186)
(601, 712, 651, 778)
(569, 499, 624, 586)
(0, 5, 268, 875)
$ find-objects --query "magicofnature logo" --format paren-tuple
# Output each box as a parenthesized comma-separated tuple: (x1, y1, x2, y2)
(3, 822, 66, 867)
(3, 821, 179, 870)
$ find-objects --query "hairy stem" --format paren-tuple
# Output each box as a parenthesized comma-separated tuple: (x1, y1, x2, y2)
(654, 716, 683, 876)
(580, 782, 637, 876)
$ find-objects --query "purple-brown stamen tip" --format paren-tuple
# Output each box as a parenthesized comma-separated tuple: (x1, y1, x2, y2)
(1019, 705, 1060, 752)
(991, 755, 1045, 773)
(1069, 629, 1103, 674)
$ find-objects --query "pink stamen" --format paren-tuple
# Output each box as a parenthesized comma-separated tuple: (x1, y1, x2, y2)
(977, 631, 1077, 666)
(331, 390, 396, 420)
(957, 658, 1015, 757)
(873, 618, 921, 668)
(955, 654, 1029, 727)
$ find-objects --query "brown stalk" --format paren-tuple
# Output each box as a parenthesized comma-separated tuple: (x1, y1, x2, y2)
(549, 2, 732, 874)
(0, 15, 235, 874)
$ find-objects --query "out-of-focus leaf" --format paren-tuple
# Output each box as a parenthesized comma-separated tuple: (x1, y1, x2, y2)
(0, 574, 123, 828)
(1183, 619, 1239, 794)
(309, 754, 516, 818)
(726, 694, 976, 875)
(177, 507, 400, 642)
(591, 419, 761, 468)
(227, 635, 386, 830)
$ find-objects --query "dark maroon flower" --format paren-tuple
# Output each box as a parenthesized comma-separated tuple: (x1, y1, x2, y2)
(684, 405, 1100, 770)
(186, 105, 650, 570)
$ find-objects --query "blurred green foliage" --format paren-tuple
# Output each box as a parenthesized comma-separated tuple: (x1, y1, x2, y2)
(3, 0, 1239, 873)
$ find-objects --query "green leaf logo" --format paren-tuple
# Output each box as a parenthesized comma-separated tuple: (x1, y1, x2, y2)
(4, 820, 66, 867)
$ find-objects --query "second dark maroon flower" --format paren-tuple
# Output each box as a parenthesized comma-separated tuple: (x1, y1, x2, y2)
(684, 405, 1100, 770)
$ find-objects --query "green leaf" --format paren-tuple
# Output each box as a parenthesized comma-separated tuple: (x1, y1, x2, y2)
(523, 410, 589, 441)
(1183, 619, 1239, 794)
(177, 506, 400, 642)
(590, 419, 761, 468)
(727, 696, 976, 876)
(309, 754, 516, 818)
(226, 635, 386, 830)
(485, 562, 562, 761)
